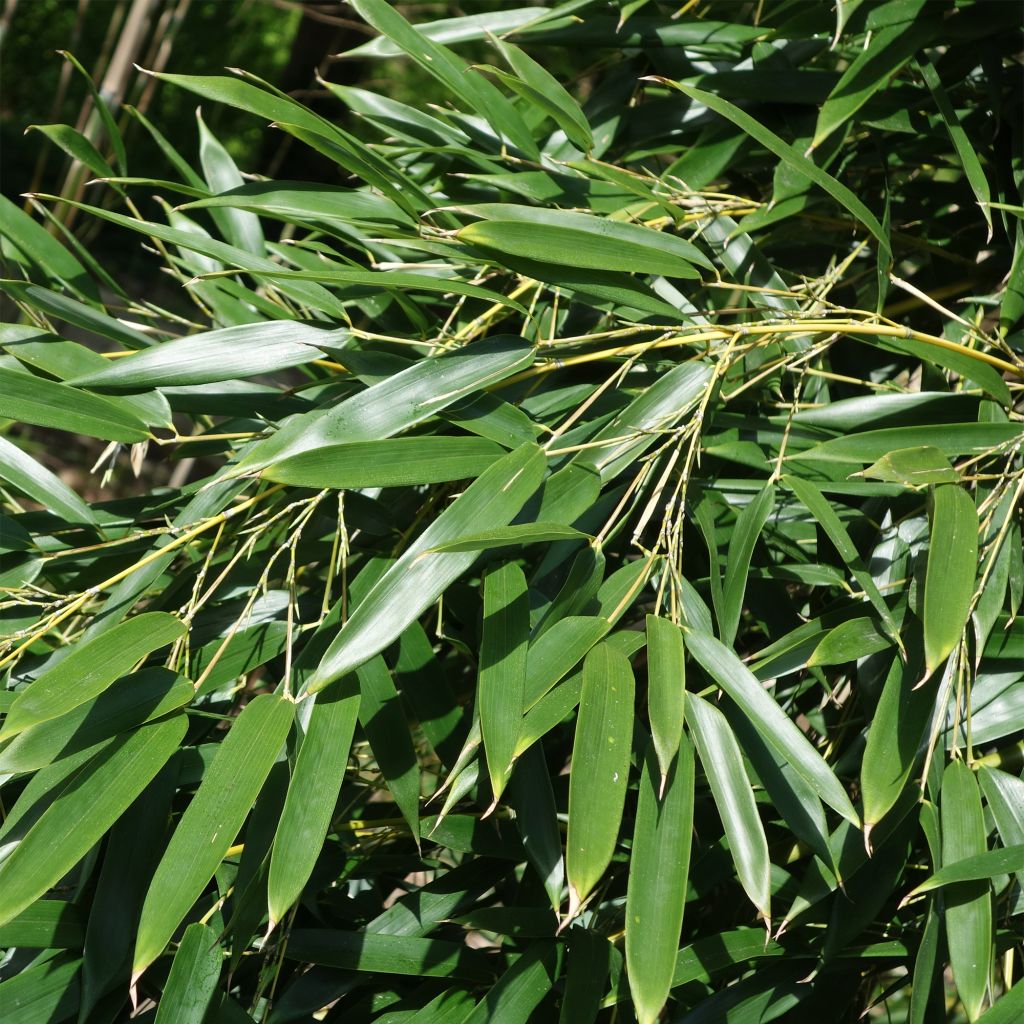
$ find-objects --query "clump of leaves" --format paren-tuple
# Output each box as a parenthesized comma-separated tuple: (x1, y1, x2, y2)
(1, 2, 1023, 1022)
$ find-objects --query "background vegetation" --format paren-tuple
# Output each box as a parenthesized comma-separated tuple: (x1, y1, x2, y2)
(0, 2, 1022, 1023)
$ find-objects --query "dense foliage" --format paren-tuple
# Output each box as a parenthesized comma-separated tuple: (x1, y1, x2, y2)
(1, 2, 1023, 1022)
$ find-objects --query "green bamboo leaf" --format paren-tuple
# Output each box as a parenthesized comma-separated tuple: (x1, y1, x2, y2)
(626, 738, 695, 1024)
(0, 434, 98, 526)
(351, 0, 540, 159)
(479, 563, 529, 806)
(178, 180, 413, 226)
(1, 613, 186, 741)
(568, 361, 713, 482)
(923, 484, 978, 679)
(683, 628, 860, 826)
(233, 335, 535, 477)
(861, 645, 932, 833)
(0, 366, 149, 442)
(940, 760, 992, 1023)
(154, 922, 221, 1024)
(977, 767, 1024, 889)
(909, 898, 942, 1024)
(306, 444, 545, 692)
(812, 0, 933, 150)
(284, 928, 496, 981)
(0, 715, 185, 928)
(461, 941, 561, 1024)
(71, 320, 337, 391)
(806, 616, 893, 666)
(0, 193, 97, 301)
(859, 446, 960, 489)
(720, 485, 774, 646)
(356, 656, 420, 837)
(908, 843, 1024, 898)
(795, 423, 1023, 465)
(645, 614, 686, 791)
(658, 81, 891, 266)
(784, 474, 900, 645)
(507, 743, 564, 912)
(27, 122, 115, 182)
(975, 979, 1024, 1024)
(0, 955, 82, 1024)
(428, 522, 587, 553)
(919, 57, 992, 236)
(196, 109, 265, 257)
(455, 204, 712, 271)
(687, 694, 770, 920)
(263, 437, 503, 489)
(566, 642, 635, 918)
(0, 901, 83, 950)
(0, 668, 191, 774)
(267, 675, 360, 927)
(458, 220, 701, 280)
(491, 38, 592, 151)
(132, 694, 294, 982)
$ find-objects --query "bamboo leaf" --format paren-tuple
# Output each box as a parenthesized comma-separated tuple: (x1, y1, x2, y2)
(626, 738, 695, 1024)
(566, 642, 635, 918)
(687, 694, 770, 920)
(923, 484, 978, 679)
(132, 694, 294, 981)
(1, 613, 186, 741)
(154, 922, 221, 1024)
(0, 715, 185, 928)
(267, 675, 360, 926)
(263, 436, 504, 489)
(720, 485, 774, 646)
(941, 760, 992, 1023)
(479, 563, 529, 806)
(306, 443, 545, 692)
(645, 614, 686, 790)
(683, 628, 859, 826)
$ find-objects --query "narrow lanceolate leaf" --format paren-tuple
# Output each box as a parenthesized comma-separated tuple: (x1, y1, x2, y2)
(457, 220, 702, 280)
(356, 657, 420, 837)
(941, 760, 992, 1023)
(861, 646, 933, 833)
(0, 715, 185, 928)
(684, 628, 859, 826)
(1, 612, 186, 740)
(72, 321, 339, 390)
(133, 694, 294, 981)
(566, 643, 635, 919)
(461, 941, 561, 1024)
(919, 58, 992, 236)
(908, 844, 1024, 898)
(507, 744, 564, 913)
(479, 563, 529, 807)
(154, 922, 221, 1024)
(0, 434, 97, 525)
(427, 523, 587, 553)
(860, 446, 960, 489)
(720, 485, 774, 646)
(626, 738, 695, 1024)
(306, 444, 545, 692)
(784, 474, 899, 645)
(659, 81, 891, 265)
(687, 694, 771, 921)
(645, 614, 686, 791)
(233, 335, 534, 476)
(263, 437, 504, 489)
(0, 367, 150, 442)
(812, 0, 932, 150)
(268, 676, 360, 926)
(923, 484, 978, 679)
(0, 668, 192, 774)
(977, 767, 1024, 889)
